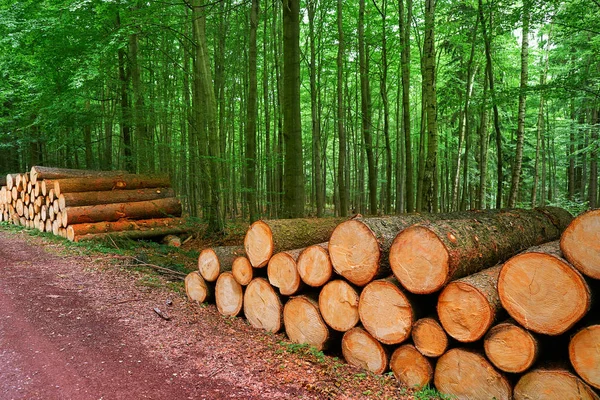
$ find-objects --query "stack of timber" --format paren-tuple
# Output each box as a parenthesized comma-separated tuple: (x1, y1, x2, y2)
(186, 208, 600, 399)
(0, 166, 186, 242)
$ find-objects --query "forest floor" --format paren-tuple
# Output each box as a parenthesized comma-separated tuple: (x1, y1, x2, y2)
(0, 226, 417, 400)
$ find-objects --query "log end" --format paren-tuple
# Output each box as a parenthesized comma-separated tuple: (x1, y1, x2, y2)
(390, 225, 449, 294)
(198, 248, 221, 282)
(283, 296, 330, 351)
(341, 327, 388, 375)
(561, 209, 600, 279)
(267, 252, 301, 296)
(297, 244, 332, 287)
(328, 220, 381, 287)
(66, 225, 75, 242)
(498, 252, 590, 335)
(244, 220, 273, 268)
(390, 344, 433, 388)
(185, 271, 210, 304)
(484, 322, 538, 374)
(569, 325, 600, 390)
(514, 368, 599, 400)
(215, 272, 243, 317)
(411, 318, 448, 358)
(243, 278, 282, 333)
(232, 256, 253, 286)
(318, 280, 360, 332)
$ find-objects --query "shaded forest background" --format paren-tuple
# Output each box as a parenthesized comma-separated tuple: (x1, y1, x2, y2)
(0, 0, 598, 233)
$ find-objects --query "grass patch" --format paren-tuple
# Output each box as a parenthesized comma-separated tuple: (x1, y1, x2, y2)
(277, 341, 326, 364)
(413, 385, 454, 400)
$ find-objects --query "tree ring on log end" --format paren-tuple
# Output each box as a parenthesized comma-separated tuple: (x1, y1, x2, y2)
(328, 220, 380, 286)
(244, 220, 273, 268)
(514, 369, 600, 400)
(411, 318, 448, 358)
(284, 296, 330, 351)
(389, 225, 449, 294)
(232, 256, 253, 286)
(243, 278, 282, 333)
(341, 327, 388, 374)
(267, 252, 301, 296)
(569, 325, 600, 390)
(215, 272, 243, 317)
(390, 344, 433, 388)
(198, 248, 220, 282)
(318, 280, 359, 332)
(561, 209, 600, 279)
(185, 271, 209, 304)
(297, 245, 332, 287)
(484, 322, 538, 373)
(437, 282, 493, 342)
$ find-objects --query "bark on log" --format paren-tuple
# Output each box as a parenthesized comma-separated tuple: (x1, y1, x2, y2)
(58, 188, 175, 211)
(341, 327, 388, 374)
(243, 278, 283, 333)
(434, 348, 512, 400)
(185, 271, 211, 304)
(244, 218, 346, 268)
(437, 264, 503, 342)
(358, 277, 414, 345)
(30, 166, 128, 184)
(52, 174, 171, 195)
(561, 209, 600, 279)
(390, 207, 573, 294)
(267, 248, 303, 296)
(569, 325, 600, 390)
(231, 256, 253, 286)
(198, 246, 246, 282)
(390, 344, 434, 388)
(67, 218, 187, 241)
(318, 279, 360, 332)
(73, 228, 188, 243)
(215, 272, 243, 317)
(514, 368, 599, 400)
(498, 241, 591, 335)
(484, 320, 539, 374)
(283, 295, 331, 351)
(296, 243, 332, 287)
(63, 198, 182, 225)
(411, 317, 449, 358)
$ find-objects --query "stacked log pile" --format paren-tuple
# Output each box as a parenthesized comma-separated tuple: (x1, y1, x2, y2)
(187, 208, 600, 399)
(0, 166, 185, 242)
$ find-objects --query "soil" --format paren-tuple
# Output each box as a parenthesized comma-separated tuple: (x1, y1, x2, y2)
(0, 228, 412, 400)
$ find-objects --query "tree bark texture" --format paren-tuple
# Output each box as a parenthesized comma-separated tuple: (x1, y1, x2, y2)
(63, 198, 182, 225)
(66, 217, 187, 241)
(52, 174, 171, 195)
(30, 166, 127, 184)
(58, 188, 174, 210)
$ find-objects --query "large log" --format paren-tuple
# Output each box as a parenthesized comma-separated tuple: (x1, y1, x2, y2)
(484, 320, 539, 374)
(411, 317, 448, 358)
(198, 246, 246, 282)
(561, 209, 600, 279)
(498, 241, 591, 335)
(296, 243, 332, 287)
(283, 295, 331, 351)
(318, 279, 360, 332)
(231, 256, 253, 286)
(358, 277, 414, 345)
(569, 325, 600, 390)
(185, 271, 211, 304)
(514, 368, 599, 400)
(243, 278, 283, 333)
(6, 174, 19, 190)
(437, 264, 503, 342)
(341, 327, 388, 374)
(63, 197, 182, 225)
(244, 217, 346, 268)
(215, 272, 243, 317)
(73, 229, 186, 242)
(434, 348, 512, 400)
(390, 344, 433, 388)
(390, 207, 573, 294)
(66, 217, 187, 241)
(52, 174, 171, 195)
(267, 248, 303, 296)
(58, 187, 174, 210)
(30, 166, 128, 184)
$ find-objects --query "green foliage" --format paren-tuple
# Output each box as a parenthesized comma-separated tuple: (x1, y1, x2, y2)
(277, 341, 326, 364)
(413, 385, 454, 400)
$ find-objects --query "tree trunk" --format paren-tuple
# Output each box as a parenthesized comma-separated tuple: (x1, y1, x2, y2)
(245, 0, 259, 222)
(283, 295, 332, 351)
(390, 207, 573, 294)
(117, 11, 134, 173)
(59, 188, 174, 210)
(589, 108, 598, 209)
(561, 209, 600, 279)
(569, 325, 600, 390)
(66, 217, 187, 241)
(308, 0, 323, 218)
(52, 174, 171, 195)
(532, 50, 549, 207)
(318, 279, 360, 332)
(185, 271, 211, 304)
(411, 317, 448, 358)
(498, 241, 591, 335)
(296, 243, 331, 287)
(434, 348, 512, 400)
(243, 277, 283, 333)
(336, 0, 348, 217)
(30, 166, 128, 184)
(399, 0, 413, 212)
(267, 248, 303, 296)
(484, 320, 539, 374)
(231, 256, 253, 286)
(198, 245, 246, 282)
(341, 327, 388, 374)
(514, 368, 599, 400)
(390, 344, 433, 388)
(215, 272, 244, 317)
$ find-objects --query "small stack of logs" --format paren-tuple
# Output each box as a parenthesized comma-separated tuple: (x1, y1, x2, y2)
(186, 207, 600, 400)
(0, 166, 186, 242)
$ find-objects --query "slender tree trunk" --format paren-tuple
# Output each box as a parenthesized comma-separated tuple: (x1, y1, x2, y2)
(263, 9, 272, 218)
(399, 0, 413, 213)
(246, 0, 259, 222)
(590, 107, 599, 209)
(83, 99, 93, 169)
(532, 49, 548, 207)
(337, 0, 348, 217)
(129, 31, 151, 173)
(478, 72, 489, 209)
(117, 12, 133, 173)
(378, 0, 392, 214)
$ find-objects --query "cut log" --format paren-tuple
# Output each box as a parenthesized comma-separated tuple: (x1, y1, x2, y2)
(569, 325, 600, 390)
(341, 327, 388, 374)
(390, 207, 573, 294)
(67, 217, 187, 241)
(358, 277, 414, 345)
(296, 243, 332, 287)
(318, 279, 360, 332)
(484, 320, 539, 374)
(215, 272, 243, 317)
(162, 235, 182, 247)
(244, 217, 346, 268)
(267, 248, 303, 296)
(498, 241, 591, 335)
(561, 209, 600, 279)
(57, 187, 175, 211)
(434, 348, 512, 400)
(283, 295, 331, 351)
(231, 256, 253, 286)
(52, 174, 171, 195)
(411, 317, 448, 358)
(185, 271, 211, 304)
(63, 197, 182, 225)
(437, 264, 503, 342)
(6, 174, 19, 190)
(514, 368, 599, 400)
(390, 344, 434, 388)
(198, 246, 246, 282)
(73, 228, 188, 242)
(29, 166, 129, 184)
(243, 278, 283, 333)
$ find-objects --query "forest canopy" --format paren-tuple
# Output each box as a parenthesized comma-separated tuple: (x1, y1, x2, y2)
(0, 0, 598, 232)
